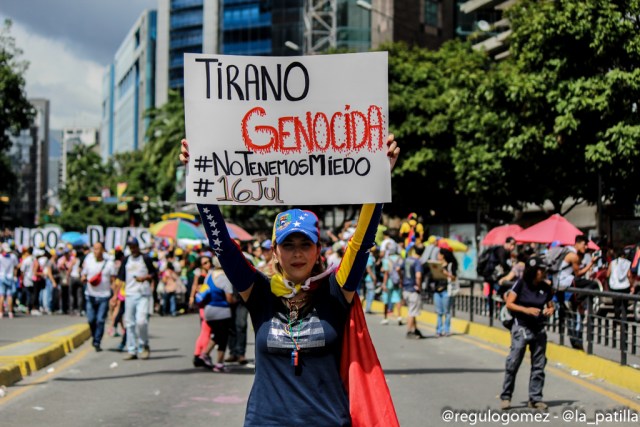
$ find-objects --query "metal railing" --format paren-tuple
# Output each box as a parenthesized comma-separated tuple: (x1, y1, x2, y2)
(424, 278, 640, 366)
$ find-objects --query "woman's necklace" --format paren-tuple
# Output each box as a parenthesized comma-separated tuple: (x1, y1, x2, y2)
(283, 295, 308, 322)
(282, 294, 309, 368)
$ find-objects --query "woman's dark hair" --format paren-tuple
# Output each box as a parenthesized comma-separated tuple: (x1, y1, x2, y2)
(440, 248, 458, 276)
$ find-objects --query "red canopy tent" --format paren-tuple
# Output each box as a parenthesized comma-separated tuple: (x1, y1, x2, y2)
(514, 214, 583, 246)
(482, 224, 523, 246)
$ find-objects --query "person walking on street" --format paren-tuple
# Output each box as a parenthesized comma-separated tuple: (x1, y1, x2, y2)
(195, 258, 235, 372)
(192, 254, 214, 368)
(500, 256, 554, 411)
(81, 242, 116, 352)
(117, 237, 157, 360)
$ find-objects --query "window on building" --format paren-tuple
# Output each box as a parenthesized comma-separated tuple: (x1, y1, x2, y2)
(424, 0, 439, 27)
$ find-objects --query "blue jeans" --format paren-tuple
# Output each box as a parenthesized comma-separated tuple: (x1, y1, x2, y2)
(41, 278, 54, 312)
(125, 294, 150, 354)
(0, 278, 14, 298)
(163, 292, 177, 316)
(434, 290, 451, 335)
(364, 281, 375, 313)
(86, 295, 110, 347)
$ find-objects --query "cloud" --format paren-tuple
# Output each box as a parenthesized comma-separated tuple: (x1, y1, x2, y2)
(8, 19, 104, 129)
(0, 0, 157, 64)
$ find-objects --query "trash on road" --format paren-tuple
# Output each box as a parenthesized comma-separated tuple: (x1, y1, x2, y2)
(0, 385, 7, 398)
(32, 406, 44, 411)
(110, 362, 118, 369)
(46, 367, 55, 373)
(571, 370, 580, 376)
(154, 390, 161, 396)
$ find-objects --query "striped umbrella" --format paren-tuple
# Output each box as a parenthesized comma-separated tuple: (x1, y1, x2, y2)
(149, 219, 206, 241)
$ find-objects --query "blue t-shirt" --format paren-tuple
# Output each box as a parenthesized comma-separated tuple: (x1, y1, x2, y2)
(402, 257, 423, 292)
(510, 279, 553, 331)
(244, 272, 351, 426)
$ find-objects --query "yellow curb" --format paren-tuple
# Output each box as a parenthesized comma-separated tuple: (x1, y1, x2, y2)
(371, 300, 640, 394)
(0, 341, 66, 376)
(31, 324, 92, 353)
(0, 362, 22, 387)
(0, 323, 90, 384)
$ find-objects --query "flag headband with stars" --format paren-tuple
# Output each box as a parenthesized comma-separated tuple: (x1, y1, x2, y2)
(272, 209, 319, 245)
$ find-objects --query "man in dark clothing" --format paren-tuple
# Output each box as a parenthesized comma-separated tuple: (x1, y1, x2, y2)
(500, 256, 554, 411)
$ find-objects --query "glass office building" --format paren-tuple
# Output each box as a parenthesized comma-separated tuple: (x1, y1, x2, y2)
(101, 10, 157, 159)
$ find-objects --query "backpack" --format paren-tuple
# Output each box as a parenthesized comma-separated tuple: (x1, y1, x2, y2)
(388, 255, 403, 286)
(545, 247, 569, 275)
(476, 246, 499, 280)
(544, 246, 570, 290)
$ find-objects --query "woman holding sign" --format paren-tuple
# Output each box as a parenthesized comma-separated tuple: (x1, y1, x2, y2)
(180, 136, 399, 427)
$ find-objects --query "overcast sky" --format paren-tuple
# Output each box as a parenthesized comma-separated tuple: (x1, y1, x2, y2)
(0, 0, 157, 129)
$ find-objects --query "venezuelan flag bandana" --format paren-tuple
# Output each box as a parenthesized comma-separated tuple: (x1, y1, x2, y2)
(270, 268, 334, 298)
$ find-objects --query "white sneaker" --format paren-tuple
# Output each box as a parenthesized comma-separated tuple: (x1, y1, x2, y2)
(31, 309, 42, 316)
(380, 319, 389, 325)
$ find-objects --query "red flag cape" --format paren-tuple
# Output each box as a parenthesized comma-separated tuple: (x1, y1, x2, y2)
(340, 297, 400, 427)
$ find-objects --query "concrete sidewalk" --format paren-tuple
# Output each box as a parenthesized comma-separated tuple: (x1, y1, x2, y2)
(0, 314, 90, 387)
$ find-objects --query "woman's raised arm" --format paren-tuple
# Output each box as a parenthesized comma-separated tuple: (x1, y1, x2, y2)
(180, 139, 257, 301)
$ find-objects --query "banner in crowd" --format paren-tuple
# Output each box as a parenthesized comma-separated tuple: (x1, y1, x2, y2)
(14, 228, 61, 250)
(13, 227, 152, 252)
(87, 226, 152, 251)
(184, 52, 390, 206)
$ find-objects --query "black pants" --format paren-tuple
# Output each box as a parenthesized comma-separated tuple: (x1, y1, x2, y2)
(59, 285, 70, 314)
(611, 287, 631, 324)
(70, 278, 84, 312)
(32, 279, 45, 311)
(501, 324, 547, 402)
(206, 318, 232, 352)
(23, 286, 36, 311)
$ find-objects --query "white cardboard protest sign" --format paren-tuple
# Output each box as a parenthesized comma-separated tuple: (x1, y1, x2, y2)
(184, 52, 390, 206)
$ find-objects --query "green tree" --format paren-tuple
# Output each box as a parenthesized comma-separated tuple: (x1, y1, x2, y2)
(0, 19, 34, 196)
(497, 0, 640, 213)
(143, 90, 185, 202)
(386, 41, 506, 222)
(58, 144, 126, 229)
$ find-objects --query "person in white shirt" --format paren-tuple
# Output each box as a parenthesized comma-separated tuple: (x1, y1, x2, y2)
(606, 248, 634, 323)
(81, 242, 115, 351)
(19, 248, 36, 313)
(0, 243, 19, 318)
(117, 237, 157, 360)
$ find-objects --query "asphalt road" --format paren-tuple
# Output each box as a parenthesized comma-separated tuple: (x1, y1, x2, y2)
(1, 312, 639, 426)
